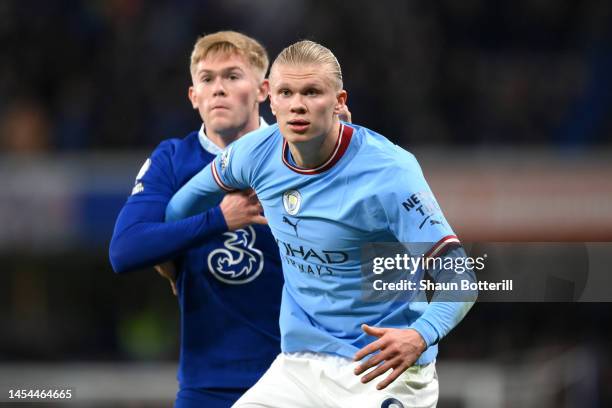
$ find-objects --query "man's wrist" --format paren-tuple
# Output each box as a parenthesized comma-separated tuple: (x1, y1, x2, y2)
(411, 329, 427, 352)
(408, 318, 439, 348)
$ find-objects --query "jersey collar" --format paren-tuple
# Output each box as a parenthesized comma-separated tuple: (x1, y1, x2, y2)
(198, 117, 269, 155)
(282, 123, 354, 175)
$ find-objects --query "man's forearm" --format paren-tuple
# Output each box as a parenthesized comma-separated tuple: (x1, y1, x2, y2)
(409, 246, 477, 347)
(166, 164, 226, 221)
(110, 203, 227, 273)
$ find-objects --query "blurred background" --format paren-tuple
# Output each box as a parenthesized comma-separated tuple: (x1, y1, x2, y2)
(1, 0, 611, 406)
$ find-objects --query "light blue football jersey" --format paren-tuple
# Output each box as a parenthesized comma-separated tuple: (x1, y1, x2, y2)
(167, 123, 467, 365)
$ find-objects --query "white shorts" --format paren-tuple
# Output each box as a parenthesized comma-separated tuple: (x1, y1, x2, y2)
(233, 352, 438, 408)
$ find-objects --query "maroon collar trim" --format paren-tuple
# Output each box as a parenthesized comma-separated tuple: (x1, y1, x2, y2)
(282, 124, 354, 175)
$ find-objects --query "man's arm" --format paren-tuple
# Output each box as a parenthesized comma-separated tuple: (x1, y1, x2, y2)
(110, 142, 264, 275)
(166, 148, 259, 223)
(354, 157, 476, 389)
(165, 162, 226, 221)
(109, 202, 226, 273)
(354, 245, 477, 389)
(407, 245, 477, 347)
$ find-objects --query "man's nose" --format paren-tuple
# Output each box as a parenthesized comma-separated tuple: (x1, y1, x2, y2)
(289, 94, 306, 113)
(212, 77, 226, 96)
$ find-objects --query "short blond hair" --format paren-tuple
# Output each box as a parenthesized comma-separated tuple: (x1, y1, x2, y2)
(190, 31, 269, 80)
(271, 40, 343, 89)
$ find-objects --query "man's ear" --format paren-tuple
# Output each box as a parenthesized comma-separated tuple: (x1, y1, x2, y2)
(270, 100, 277, 116)
(334, 90, 348, 114)
(257, 79, 269, 103)
(269, 86, 277, 116)
(188, 86, 198, 109)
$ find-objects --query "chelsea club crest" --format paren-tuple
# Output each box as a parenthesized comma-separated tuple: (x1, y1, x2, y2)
(283, 189, 302, 215)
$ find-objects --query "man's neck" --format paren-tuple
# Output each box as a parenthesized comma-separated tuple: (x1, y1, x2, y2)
(206, 114, 261, 149)
(288, 120, 341, 169)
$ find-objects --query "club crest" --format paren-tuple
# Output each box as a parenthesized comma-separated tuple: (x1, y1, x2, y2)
(283, 189, 302, 215)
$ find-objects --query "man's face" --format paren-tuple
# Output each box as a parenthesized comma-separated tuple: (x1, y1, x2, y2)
(189, 53, 267, 136)
(269, 64, 346, 144)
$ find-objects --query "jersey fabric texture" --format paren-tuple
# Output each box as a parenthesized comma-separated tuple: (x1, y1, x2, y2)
(166, 122, 472, 366)
(110, 123, 283, 390)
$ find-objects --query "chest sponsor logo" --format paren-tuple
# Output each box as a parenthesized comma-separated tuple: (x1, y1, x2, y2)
(207, 226, 264, 284)
(282, 189, 302, 215)
(275, 238, 349, 277)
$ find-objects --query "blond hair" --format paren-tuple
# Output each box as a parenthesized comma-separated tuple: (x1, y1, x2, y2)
(271, 40, 343, 89)
(190, 31, 269, 80)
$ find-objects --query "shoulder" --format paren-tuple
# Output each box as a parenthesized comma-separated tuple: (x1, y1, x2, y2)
(134, 131, 202, 186)
(229, 124, 280, 153)
(151, 131, 201, 160)
(350, 123, 422, 179)
(147, 131, 207, 175)
(223, 124, 280, 168)
(346, 124, 433, 222)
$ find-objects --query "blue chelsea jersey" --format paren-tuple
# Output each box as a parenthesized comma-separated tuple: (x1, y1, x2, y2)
(167, 123, 467, 365)
(124, 127, 283, 389)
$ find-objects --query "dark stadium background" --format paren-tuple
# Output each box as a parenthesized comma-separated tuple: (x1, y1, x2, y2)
(1, 1, 611, 406)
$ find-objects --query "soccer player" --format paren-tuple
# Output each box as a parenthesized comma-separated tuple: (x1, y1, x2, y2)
(109, 31, 284, 408)
(166, 40, 476, 407)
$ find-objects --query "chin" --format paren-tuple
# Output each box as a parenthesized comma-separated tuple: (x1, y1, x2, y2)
(282, 131, 313, 144)
(207, 117, 234, 130)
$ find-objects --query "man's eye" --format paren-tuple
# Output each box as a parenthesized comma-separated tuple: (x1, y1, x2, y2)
(306, 89, 318, 96)
(202, 77, 211, 83)
(229, 74, 240, 80)
(280, 90, 291, 96)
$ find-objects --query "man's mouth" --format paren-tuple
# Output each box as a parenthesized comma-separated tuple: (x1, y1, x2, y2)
(287, 119, 310, 133)
(211, 105, 230, 111)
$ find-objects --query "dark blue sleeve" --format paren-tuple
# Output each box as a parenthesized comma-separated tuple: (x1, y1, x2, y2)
(108, 140, 228, 273)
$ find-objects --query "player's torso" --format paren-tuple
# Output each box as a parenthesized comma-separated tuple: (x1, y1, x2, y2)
(237, 125, 445, 359)
(252, 127, 394, 300)
(171, 133, 282, 304)
(169, 133, 282, 386)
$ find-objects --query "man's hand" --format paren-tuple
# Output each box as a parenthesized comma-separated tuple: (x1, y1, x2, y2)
(220, 189, 267, 230)
(338, 105, 352, 123)
(353, 324, 427, 390)
(154, 261, 178, 296)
